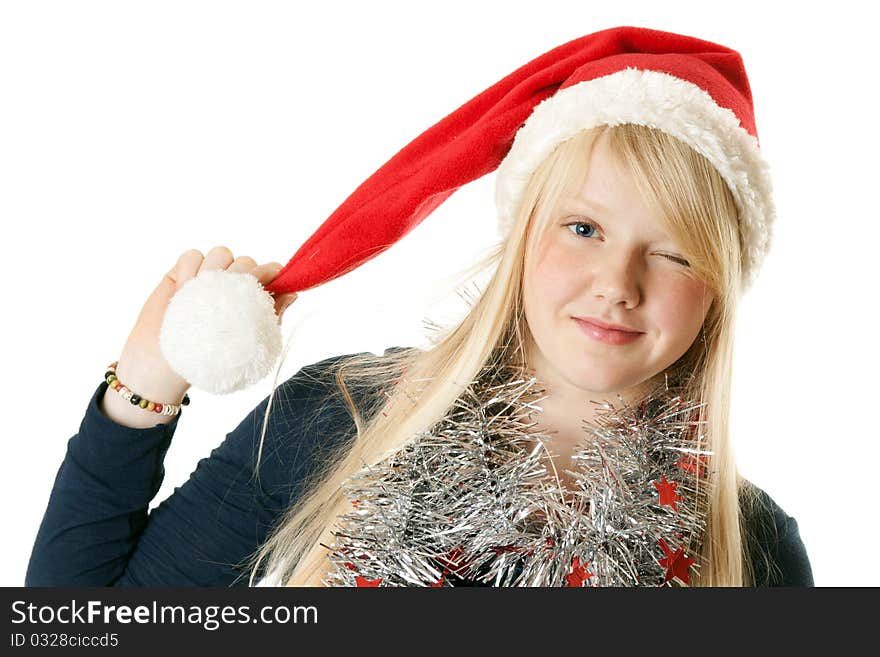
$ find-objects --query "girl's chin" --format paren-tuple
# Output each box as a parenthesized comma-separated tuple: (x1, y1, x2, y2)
(556, 365, 650, 397)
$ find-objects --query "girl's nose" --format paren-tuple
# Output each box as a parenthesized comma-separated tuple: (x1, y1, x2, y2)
(589, 251, 642, 308)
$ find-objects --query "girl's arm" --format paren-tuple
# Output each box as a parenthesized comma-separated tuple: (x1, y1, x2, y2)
(25, 351, 365, 587)
(748, 489, 815, 587)
(771, 514, 814, 586)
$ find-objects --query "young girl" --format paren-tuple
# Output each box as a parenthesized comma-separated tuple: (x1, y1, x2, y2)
(26, 26, 813, 587)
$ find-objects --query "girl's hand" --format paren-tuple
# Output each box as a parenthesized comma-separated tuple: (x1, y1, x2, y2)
(114, 246, 297, 404)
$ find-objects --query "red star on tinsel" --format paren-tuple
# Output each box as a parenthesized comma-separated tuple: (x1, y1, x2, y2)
(339, 546, 370, 561)
(564, 556, 595, 587)
(675, 453, 709, 478)
(657, 538, 696, 584)
(355, 576, 382, 587)
(429, 574, 445, 587)
(435, 547, 469, 577)
(652, 474, 682, 512)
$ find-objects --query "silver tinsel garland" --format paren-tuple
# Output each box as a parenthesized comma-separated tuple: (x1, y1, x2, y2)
(322, 363, 713, 587)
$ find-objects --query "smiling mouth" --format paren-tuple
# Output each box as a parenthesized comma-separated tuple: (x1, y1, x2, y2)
(573, 316, 642, 333)
(573, 317, 645, 346)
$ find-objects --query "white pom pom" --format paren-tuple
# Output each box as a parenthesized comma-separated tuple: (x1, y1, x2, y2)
(159, 269, 283, 394)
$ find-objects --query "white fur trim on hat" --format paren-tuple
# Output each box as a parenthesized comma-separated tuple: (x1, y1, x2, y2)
(494, 67, 774, 292)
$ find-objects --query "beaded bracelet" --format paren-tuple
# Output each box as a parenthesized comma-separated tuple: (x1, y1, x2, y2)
(104, 361, 191, 416)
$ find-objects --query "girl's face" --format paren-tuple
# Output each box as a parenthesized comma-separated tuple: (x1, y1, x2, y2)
(523, 132, 714, 404)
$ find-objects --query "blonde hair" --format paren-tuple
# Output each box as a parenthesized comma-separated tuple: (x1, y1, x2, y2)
(240, 123, 771, 587)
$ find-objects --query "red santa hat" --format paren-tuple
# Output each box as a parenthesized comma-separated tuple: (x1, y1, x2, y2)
(159, 25, 774, 395)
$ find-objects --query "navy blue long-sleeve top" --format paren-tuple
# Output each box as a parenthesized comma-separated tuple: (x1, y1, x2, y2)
(26, 349, 814, 587)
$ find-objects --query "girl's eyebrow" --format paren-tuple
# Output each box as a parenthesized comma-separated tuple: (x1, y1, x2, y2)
(562, 196, 610, 214)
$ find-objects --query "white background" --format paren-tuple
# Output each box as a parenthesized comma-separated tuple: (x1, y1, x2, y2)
(3, 0, 876, 586)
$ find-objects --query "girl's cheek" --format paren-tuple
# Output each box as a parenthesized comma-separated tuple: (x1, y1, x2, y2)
(652, 278, 710, 331)
(534, 243, 581, 290)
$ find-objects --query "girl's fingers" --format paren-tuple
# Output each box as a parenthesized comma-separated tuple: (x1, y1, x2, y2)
(169, 250, 287, 303)
(226, 255, 259, 273)
(274, 293, 298, 318)
(247, 262, 292, 315)
(158, 250, 294, 331)
(250, 262, 285, 287)
(197, 245, 235, 275)
(170, 249, 205, 285)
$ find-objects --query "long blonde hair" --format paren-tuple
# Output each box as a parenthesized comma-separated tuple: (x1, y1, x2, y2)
(241, 123, 771, 587)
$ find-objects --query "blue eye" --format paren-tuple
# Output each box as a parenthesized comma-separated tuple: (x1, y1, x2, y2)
(566, 221, 599, 238)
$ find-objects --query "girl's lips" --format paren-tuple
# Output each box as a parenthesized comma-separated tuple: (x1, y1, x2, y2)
(573, 317, 644, 346)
